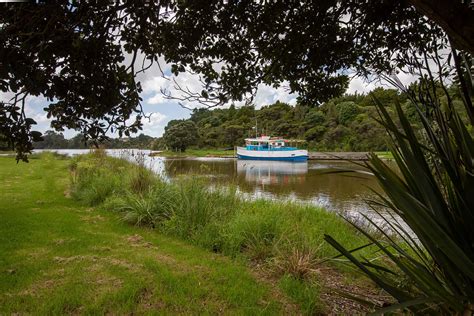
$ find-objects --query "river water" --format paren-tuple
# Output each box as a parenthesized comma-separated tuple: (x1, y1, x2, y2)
(33, 149, 388, 219)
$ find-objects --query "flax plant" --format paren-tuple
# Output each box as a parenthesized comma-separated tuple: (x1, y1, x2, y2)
(325, 53, 474, 314)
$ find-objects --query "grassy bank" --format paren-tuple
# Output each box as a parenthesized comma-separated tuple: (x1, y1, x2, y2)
(152, 148, 235, 158)
(0, 152, 381, 314)
(0, 153, 297, 314)
(68, 151, 381, 313)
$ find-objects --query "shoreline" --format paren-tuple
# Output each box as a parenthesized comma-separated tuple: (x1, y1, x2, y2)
(150, 150, 393, 160)
(0, 149, 393, 160)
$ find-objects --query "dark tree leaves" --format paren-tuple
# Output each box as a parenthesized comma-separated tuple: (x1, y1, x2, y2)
(0, 1, 453, 160)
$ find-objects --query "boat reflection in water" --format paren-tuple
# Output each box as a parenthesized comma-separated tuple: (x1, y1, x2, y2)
(236, 160, 308, 186)
(32, 149, 383, 216)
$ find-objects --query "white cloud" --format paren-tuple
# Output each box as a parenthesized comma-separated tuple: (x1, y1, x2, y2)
(253, 83, 297, 108)
(21, 96, 53, 132)
(142, 70, 298, 109)
(142, 75, 170, 95)
(124, 112, 167, 137)
(347, 76, 378, 94)
(142, 71, 203, 107)
(394, 72, 418, 88)
(347, 72, 419, 94)
(7, 93, 169, 138)
(147, 93, 166, 105)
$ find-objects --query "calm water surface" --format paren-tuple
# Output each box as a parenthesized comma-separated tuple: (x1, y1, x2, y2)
(34, 149, 386, 217)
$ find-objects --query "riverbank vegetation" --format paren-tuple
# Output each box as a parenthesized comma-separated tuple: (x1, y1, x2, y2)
(2, 1, 472, 313)
(0, 153, 295, 314)
(70, 151, 370, 259)
(70, 150, 384, 313)
(0, 152, 383, 314)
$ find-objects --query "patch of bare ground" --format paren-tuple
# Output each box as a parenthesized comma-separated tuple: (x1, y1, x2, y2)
(90, 246, 112, 252)
(123, 235, 216, 278)
(317, 266, 392, 315)
(53, 255, 144, 272)
(93, 274, 123, 288)
(53, 255, 96, 264)
(63, 188, 71, 198)
(136, 287, 167, 312)
(125, 234, 155, 249)
(250, 261, 391, 315)
(16, 247, 50, 259)
(16, 278, 64, 297)
(53, 238, 76, 246)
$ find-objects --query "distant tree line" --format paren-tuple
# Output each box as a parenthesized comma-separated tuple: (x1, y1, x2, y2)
(32, 132, 155, 150)
(157, 85, 471, 152)
(155, 88, 403, 152)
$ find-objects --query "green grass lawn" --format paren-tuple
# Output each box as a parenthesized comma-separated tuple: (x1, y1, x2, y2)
(0, 154, 293, 314)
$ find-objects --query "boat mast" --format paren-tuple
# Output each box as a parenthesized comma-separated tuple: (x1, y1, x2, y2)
(255, 118, 258, 138)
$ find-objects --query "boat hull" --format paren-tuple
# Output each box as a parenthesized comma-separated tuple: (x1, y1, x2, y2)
(236, 147, 308, 162)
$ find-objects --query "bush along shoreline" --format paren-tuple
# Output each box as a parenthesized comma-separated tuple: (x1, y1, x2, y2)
(69, 150, 386, 313)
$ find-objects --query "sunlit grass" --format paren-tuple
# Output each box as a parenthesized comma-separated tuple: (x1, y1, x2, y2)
(0, 153, 287, 314)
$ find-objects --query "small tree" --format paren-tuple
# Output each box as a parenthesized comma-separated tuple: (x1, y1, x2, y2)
(163, 121, 198, 152)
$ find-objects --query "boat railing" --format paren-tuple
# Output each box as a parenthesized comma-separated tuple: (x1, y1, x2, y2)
(244, 145, 299, 151)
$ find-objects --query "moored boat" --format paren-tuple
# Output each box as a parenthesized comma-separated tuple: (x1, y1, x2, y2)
(236, 136, 308, 162)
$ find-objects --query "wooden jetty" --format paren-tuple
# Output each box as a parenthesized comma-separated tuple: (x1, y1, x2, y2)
(308, 152, 370, 161)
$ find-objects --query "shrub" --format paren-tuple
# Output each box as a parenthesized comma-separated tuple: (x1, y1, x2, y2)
(273, 246, 319, 280)
(119, 194, 157, 227)
(127, 165, 157, 195)
(162, 178, 229, 239)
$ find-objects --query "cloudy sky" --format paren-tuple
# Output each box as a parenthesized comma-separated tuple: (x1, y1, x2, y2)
(4, 59, 416, 139)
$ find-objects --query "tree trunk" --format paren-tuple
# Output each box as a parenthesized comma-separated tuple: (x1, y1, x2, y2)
(407, 0, 474, 54)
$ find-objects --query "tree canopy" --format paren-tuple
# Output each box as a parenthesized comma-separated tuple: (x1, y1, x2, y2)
(163, 120, 198, 152)
(1, 1, 472, 160)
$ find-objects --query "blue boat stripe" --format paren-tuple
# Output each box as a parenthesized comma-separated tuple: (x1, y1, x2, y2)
(237, 155, 308, 162)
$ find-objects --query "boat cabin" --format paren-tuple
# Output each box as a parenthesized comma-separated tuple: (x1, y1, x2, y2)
(245, 136, 297, 151)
